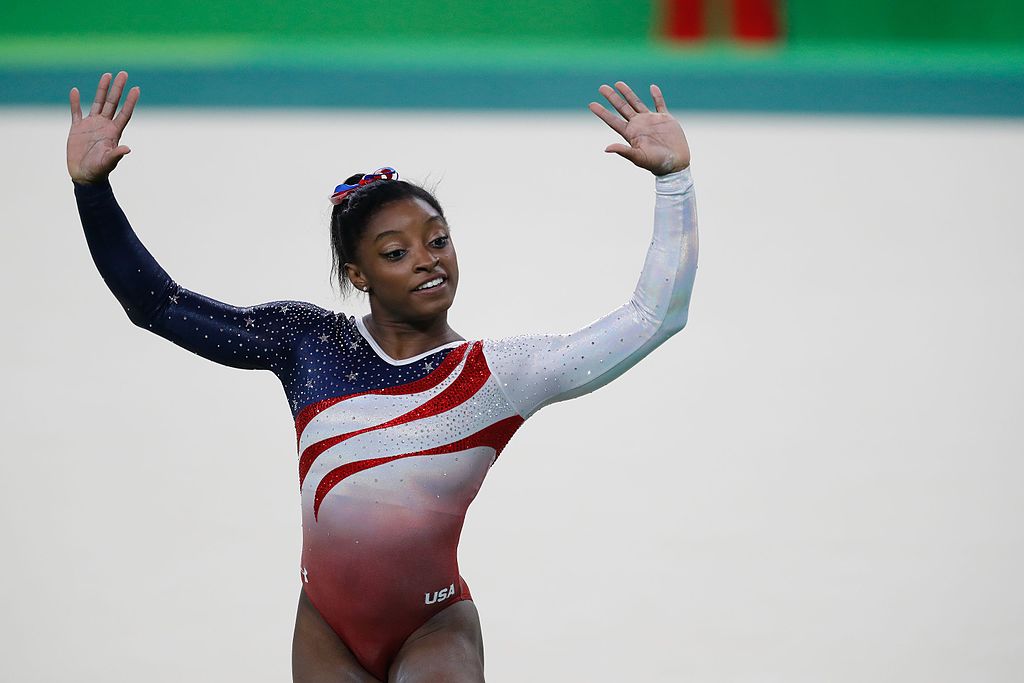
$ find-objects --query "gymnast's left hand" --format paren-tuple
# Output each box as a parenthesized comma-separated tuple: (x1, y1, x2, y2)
(589, 81, 690, 176)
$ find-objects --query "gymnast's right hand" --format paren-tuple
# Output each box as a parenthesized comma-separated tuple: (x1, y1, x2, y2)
(67, 71, 139, 185)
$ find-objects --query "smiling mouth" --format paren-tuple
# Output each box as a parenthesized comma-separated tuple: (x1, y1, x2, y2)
(413, 277, 447, 292)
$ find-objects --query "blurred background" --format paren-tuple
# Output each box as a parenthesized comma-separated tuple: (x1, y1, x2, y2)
(2, 2, 1023, 682)
(2, 0, 1023, 113)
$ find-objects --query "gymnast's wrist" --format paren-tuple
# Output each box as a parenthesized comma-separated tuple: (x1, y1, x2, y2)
(655, 166, 693, 194)
(73, 176, 114, 202)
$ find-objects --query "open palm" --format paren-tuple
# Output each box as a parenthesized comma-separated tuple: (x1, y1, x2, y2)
(67, 71, 139, 184)
(589, 81, 690, 176)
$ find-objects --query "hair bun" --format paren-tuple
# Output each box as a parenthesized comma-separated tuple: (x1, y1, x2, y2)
(330, 168, 399, 206)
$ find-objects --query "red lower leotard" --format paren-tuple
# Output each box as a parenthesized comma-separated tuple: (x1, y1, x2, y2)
(75, 169, 698, 679)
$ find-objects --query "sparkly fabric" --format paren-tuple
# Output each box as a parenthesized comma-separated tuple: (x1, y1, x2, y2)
(74, 167, 697, 679)
(482, 168, 699, 417)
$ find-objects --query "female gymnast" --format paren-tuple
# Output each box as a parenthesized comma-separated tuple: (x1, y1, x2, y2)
(68, 71, 698, 682)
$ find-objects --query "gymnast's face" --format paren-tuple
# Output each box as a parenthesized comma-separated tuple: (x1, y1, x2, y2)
(346, 197, 459, 321)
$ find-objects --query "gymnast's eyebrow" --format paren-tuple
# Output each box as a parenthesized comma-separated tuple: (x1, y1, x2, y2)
(373, 218, 448, 242)
(374, 230, 402, 242)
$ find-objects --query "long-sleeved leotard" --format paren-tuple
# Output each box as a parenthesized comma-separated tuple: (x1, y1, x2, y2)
(75, 169, 697, 680)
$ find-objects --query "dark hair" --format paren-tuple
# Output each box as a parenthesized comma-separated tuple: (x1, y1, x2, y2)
(330, 173, 446, 296)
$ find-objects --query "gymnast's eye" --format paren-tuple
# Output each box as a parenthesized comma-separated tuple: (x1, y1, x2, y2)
(430, 235, 450, 248)
(383, 249, 406, 261)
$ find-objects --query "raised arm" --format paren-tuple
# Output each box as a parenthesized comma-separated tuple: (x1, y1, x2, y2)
(68, 72, 331, 374)
(483, 82, 698, 418)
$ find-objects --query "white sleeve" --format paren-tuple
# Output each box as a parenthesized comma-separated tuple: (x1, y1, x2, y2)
(482, 167, 698, 419)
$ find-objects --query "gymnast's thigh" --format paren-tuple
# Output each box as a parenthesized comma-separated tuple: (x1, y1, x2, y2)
(387, 600, 485, 683)
(293, 587, 383, 683)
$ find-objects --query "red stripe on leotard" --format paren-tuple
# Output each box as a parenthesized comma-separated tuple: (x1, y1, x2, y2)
(293, 341, 469, 440)
(313, 413, 524, 520)
(297, 342, 487, 487)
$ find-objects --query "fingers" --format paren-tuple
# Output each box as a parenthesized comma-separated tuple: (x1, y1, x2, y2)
(615, 81, 650, 114)
(598, 84, 637, 121)
(69, 87, 82, 124)
(101, 71, 128, 118)
(650, 84, 668, 113)
(89, 72, 112, 116)
(588, 101, 627, 137)
(113, 86, 140, 133)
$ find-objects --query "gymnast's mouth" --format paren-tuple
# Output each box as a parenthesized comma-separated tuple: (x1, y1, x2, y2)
(412, 276, 447, 292)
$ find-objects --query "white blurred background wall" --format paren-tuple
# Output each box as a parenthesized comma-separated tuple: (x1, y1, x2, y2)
(1, 108, 1022, 682)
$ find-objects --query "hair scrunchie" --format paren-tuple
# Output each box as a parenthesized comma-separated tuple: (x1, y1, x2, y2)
(329, 167, 399, 205)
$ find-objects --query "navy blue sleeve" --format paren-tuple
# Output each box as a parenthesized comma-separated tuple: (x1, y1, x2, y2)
(74, 179, 334, 377)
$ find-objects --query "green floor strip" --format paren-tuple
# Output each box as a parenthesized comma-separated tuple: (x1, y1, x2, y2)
(2, 38, 1022, 116)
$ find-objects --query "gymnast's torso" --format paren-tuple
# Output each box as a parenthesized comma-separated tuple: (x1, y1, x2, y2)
(75, 166, 698, 678)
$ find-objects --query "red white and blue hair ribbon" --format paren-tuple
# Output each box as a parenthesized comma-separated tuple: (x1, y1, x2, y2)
(329, 167, 399, 205)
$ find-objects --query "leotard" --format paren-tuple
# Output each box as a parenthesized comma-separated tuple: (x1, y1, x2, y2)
(75, 169, 697, 680)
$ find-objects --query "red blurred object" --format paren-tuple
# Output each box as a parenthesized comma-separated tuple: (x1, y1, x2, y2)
(732, 0, 780, 41)
(664, 0, 705, 40)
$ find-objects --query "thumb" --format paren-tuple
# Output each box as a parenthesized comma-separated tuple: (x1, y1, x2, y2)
(107, 145, 132, 168)
(605, 143, 643, 165)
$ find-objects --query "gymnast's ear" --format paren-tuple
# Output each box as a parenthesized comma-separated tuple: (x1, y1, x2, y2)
(343, 262, 368, 292)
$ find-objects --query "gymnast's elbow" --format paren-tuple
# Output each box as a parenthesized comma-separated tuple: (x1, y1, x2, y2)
(124, 304, 153, 329)
(661, 309, 690, 337)
(637, 309, 689, 351)
(121, 297, 165, 331)
(629, 297, 690, 339)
